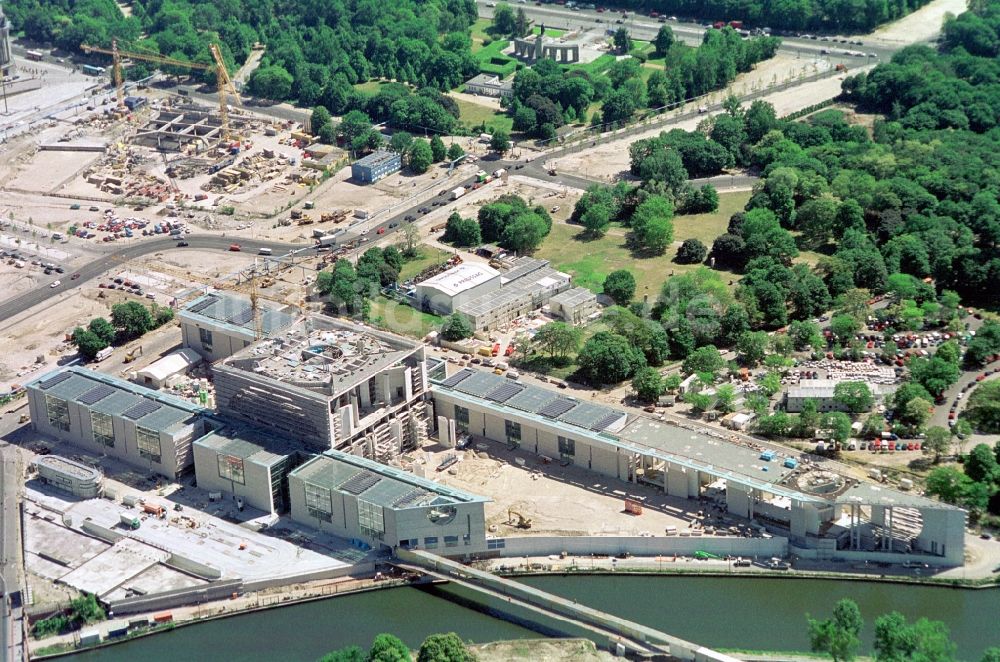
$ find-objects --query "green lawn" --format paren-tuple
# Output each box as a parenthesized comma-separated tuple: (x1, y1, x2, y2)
(453, 97, 514, 133)
(398, 245, 454, 282)
(368, 296, 441, 339)
(471, 18, 492, 45)
(354, 80, 390, 95)
(532, 26, 565, 39)
(536, 191, 748, 297)
(568, 54, 615, 76)
(672, 191, 749, 245)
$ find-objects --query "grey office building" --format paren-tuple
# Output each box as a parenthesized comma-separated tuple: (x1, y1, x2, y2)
(289, 450, 489, 555)
(25, 367, 210, 478)
(211, 314, 430, 461)
(179, 292, 297, 363)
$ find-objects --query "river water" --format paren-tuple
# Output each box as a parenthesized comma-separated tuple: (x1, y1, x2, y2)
(66, 576, 1000, 661)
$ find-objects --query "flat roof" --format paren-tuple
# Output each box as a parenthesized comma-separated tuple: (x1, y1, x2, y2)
(194, 428, 300, 468)
(619, 417, 797, 487)
(34, 455, 102, 482)
(291, 450, 488, 508)
(179, 292, 297, 338)
(836, 481, 962, 511)
(28, 367, 207, 432)
(353, 150, 400, 168)
(417, 263, 500, 298)
(431, 369, 955, 509)
(218, 314, 421, 397)
(500, 257, 549, 284)
(437, 369, 628, 433)
(551, 287, 597, 307)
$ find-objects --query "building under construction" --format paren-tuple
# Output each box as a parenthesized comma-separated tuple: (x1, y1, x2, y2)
(134, 103, 250, 152)
(211, 314, 431, 462)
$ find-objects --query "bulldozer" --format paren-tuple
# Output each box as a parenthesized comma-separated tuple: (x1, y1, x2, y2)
(508, 509, 532, 530)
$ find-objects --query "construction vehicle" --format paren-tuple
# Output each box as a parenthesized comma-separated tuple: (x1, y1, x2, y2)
(119, 513, 141, 530)
(80, 41, 242, 140)
(123, 345, 143, 363)
(508, 509, 532, 529)
(694, 550, 722, 560)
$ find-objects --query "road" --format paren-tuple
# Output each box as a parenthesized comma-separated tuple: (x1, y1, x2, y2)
(474, 0, 897, 60)
(0, 236, 300, 327)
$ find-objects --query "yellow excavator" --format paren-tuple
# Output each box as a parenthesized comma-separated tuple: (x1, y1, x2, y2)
(508, 509, 532, 530)
(123, 344, 143, 363)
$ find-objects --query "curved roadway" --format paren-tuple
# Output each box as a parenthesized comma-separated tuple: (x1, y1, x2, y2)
(0, 236, 300, 325)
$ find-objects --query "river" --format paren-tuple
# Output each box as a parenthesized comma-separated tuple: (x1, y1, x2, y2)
(65, 576, 1000, 661)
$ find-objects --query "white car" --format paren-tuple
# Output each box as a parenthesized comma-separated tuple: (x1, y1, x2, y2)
(50, 280, 61, 288)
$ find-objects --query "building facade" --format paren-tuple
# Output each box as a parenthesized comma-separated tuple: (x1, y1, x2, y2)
(25, 367, 210, 478)
(211, 315, 430, 461)
(351, 150, 402, 184)
(430, 367, 966, 566)
(193, 428, 303, 515)
(179, 292, 296, 363)
(548, 287, 599, 325)
(288, 450, 489, 555)
(785, 379, 894, 413)
(463, 74, 513, 98)
(33, 455, 103, 498)
(415, 263, 501, 316)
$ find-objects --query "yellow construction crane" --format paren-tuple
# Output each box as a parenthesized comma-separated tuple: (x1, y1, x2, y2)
(80, 41, 242, 140)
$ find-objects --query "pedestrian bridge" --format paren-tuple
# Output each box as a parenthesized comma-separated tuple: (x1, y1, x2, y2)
(393, 548, 739, 661)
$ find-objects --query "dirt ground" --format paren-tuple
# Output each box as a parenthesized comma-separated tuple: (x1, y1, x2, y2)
(553, 67, 868, 182)
(472, 639, 615, 662)
(870, 0, 968, 44)
(422, 439, 718, 538)
(449, 90, 503, 111)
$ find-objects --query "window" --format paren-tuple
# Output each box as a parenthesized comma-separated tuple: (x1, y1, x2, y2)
(136, 426, 161, 463)
(91, 411, 114, 447)
(454, 404, 470, 432)
(304, 481, 332, 522)
(558, 436, 576, 457)
(424, 536, 439, 549)
(198, 327, 213, 350)
(505, 420, 521, 444)
(45, 395, 70, 432)
(358, 499, 385, 540)
(217, 454, 245, 485)
(487, 538, 506, 550)
(444, 535, 459, 548)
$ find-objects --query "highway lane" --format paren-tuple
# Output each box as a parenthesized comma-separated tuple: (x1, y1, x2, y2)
(0, 236, 302, 327)
(474, 0, 896, 60)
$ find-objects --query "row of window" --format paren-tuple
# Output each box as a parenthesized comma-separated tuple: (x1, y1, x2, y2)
(453, 404, 576, 457)
(44, 395, 163, 463)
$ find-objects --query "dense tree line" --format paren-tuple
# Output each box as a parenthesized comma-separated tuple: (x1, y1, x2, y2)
(595, 0, 932, 33)
(9, 0, 479, 104)
(507, 27, 778, 137)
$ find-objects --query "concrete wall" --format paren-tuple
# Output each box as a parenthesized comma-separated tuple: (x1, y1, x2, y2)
(106, 579, 242, 616)
(495, 535, 788, 559)
(914, 508, 966, 566)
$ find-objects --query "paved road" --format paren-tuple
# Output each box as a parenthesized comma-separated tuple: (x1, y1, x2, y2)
(474, 0, 898, 60)
(0, 236, 300, 327)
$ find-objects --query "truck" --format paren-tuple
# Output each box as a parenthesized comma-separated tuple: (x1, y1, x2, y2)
(94, 346, 114, 362)
(315, 230, 345, 247)
(142, 503, 166, 518)
(450, 186, 466, 200)
(119, 514, 141, 530)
